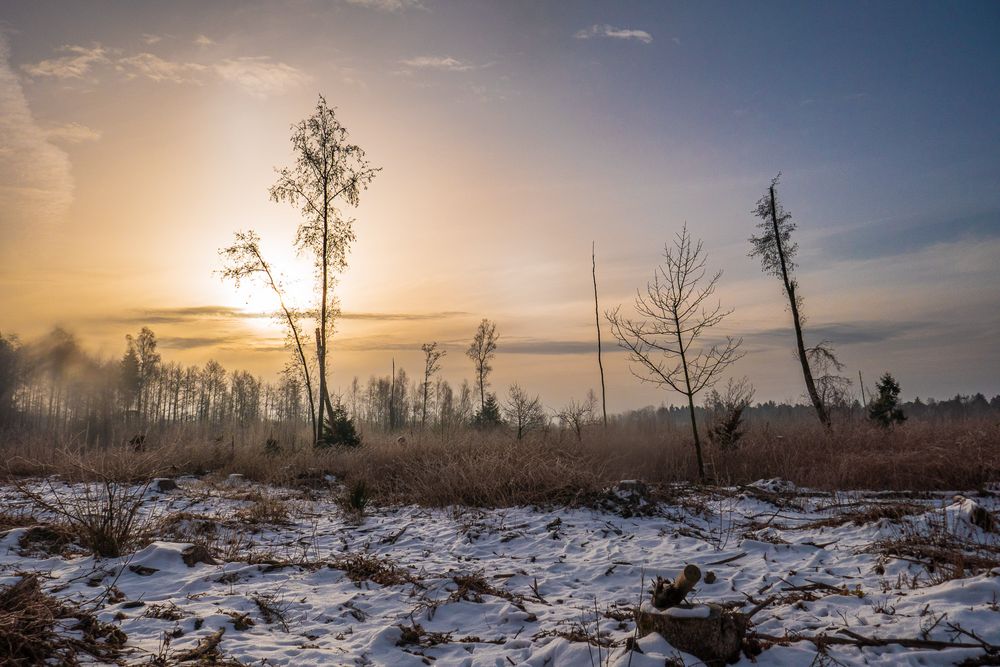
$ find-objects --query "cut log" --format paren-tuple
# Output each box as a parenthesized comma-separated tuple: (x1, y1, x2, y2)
(636, 601, 747, 666)
(651, 564, 701, 609)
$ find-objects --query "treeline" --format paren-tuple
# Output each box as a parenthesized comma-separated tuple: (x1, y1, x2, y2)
(0, 323, 546, 444)
(0, 328, 309, 445)
(618, 394, 1000, 432)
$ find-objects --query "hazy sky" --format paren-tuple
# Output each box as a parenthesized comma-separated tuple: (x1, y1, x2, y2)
(1, 0, 998, 411)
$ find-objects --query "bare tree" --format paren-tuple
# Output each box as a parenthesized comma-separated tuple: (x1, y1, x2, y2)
(420, 342, 446, 428)
(269, 95, 380, 445)
(591, 242, 609, 428)
(466, 318, 499, 413)
(503, 384, 545, 440)
(749, 174, 830, 428)
(220, 230, 317, 441)
(607, 225, 743, 480)
(558, 392, 597, 441)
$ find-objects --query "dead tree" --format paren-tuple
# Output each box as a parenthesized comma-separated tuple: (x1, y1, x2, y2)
(220, 230, 317, 442)
(749, 175, 830, 428)
(608, 225, 743, 480)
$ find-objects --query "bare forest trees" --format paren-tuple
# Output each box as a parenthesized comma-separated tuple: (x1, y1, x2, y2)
(558, 390, 598, 441)
(466, 318, 499, 414)
(749, 175, 831, 428)
(420, 342, 446, 427)
(608, 225, 743, 480)
(267, 95, 380, 445)
(220, 230, 317, 441)
(122, 327, 160, 421)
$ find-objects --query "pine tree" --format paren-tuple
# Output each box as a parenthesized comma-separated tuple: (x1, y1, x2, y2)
(868, 372, 906, 428)
(472, 393, 503, 429)
(318, 402, 362, 448)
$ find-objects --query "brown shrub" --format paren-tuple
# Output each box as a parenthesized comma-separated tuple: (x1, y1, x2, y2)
(0, 575, 126, 665)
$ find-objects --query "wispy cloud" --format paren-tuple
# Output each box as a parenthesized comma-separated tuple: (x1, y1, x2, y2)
(213, 57, 311, 98)
(343, 0, 425, 12)
(574, 24, 653, 44)
(159, 334, 239, 350)
(194, 34, 215, 46)
(20, 43, 110, 79)
(0, 35, 73, 243)
(45, 121, 102, 144)
(502, 338, 621, 355)
(742, 321, 929, 350)
(340, 310, 470, 321)
(399, 56, 477, 72)
(118, 53, 206, 83)
(141, 34, 162, 45)
(106, 305, 469, 325)
(23, 43, 309, 98)
(820, 210, 1000, 261)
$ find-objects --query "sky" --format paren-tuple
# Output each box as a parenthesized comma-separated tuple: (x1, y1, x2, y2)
(1, 0, 998, 411)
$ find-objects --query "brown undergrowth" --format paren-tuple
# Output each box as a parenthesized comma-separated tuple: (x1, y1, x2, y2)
(2, 417, 998, 507)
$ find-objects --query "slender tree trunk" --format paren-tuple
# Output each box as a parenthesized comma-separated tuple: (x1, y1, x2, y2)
(674, 319, 705, 480)
(769, 185, 831, 429)
(315, 328, 326, 441)
(592, 242, 608, 428)
(317, 153, 331, 444)
(478, 368, 485, 413)
(389, 357, 395, 430)
(422, 379, 428, 428)
(252, 246, 317, 443)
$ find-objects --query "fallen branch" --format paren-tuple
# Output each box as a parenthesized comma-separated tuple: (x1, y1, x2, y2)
(756, 629, 994, 652)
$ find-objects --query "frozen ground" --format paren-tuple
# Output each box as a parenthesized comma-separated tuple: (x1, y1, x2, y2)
(2, 476, 999, 666)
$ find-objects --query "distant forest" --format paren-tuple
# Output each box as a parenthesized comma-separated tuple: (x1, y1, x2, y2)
(1, 326, 995, 447)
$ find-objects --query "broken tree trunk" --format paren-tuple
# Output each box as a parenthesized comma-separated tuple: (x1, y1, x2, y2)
(636, 565, 747, 666)
(651, 563, 701, 609)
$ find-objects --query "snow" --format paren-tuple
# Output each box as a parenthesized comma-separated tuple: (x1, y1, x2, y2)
(640, 601, 712, 618)
(1, 478, 998, 665)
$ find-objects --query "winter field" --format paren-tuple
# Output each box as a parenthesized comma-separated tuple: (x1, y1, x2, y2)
(2, 474, 999, 666)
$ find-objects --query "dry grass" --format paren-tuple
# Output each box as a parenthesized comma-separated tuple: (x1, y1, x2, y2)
(0, 575, 126, 665)
(235, 492, 292, 526)
(2, 417, 998, 507)
(9, 450, 156, 558)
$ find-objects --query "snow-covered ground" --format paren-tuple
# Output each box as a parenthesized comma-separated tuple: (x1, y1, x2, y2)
(2, 477, 999, 666)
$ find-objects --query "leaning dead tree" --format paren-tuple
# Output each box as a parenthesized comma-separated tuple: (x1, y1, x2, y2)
(749, 175, 830, 428)
(269, 95, 380, 445)
(220, 230, 317, 441)
(608, 225, 743, 480)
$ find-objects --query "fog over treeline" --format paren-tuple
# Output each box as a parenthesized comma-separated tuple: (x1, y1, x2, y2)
(1, 326, 996, 448)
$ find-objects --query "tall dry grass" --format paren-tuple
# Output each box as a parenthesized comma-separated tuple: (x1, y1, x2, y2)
(2, 417, 998, 507)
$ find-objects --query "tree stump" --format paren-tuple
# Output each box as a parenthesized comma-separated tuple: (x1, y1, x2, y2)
(151, 478, 178, 493)
(636, 601, 747, 666)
